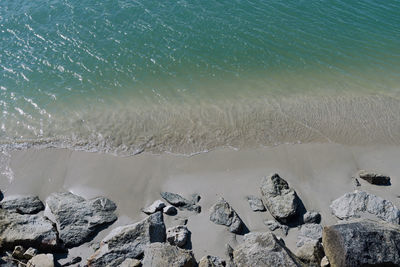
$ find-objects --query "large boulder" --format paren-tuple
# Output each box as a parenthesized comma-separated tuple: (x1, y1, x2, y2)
(46, 192, 117, 247)
(260, 174, 301, 223)
(0, 209, 59, 251)
(0, 195, 44, 214)
(233, 232, 304, 267)
(330, 190, 400, 224)
(160, 192, 201, 213)
(323, 219, 400, 267)
(209, 198, 244, 234)
(357, 170, 390, 185)
(142, 242, 196, 267)
(87, 212, 166, 267)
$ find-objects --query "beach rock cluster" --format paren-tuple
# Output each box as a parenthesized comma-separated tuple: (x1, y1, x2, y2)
(1, 169, 399, 267)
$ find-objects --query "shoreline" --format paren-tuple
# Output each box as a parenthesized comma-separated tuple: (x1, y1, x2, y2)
(1, 142, 400, 263)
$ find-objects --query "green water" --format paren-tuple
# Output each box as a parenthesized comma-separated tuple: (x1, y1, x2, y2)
(1, 0, 400, 155)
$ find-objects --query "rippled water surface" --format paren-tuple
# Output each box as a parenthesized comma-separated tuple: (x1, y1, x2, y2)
(1, 0, 400, 155)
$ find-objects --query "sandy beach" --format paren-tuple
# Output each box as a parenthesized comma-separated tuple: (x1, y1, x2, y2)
(1, 143, 399, 263)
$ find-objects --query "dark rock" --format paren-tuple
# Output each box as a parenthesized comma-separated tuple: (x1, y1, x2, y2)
(160, 192, 201, 213)
(87, 212, 166, 267)
(330, 190, 400, 224)
(323, 219, 400, 267)
(233, 232, 303, 266)
(296, 223, 322, 247)
(0, 195, 44, 214)
(209, 198, 244, 234)
(198, 255, 226, 267)
(166, 225, 190, 248)
(295, 240, 324, 267)
(245, 195, 266, 212)
(142, 242, 196, 267)
(163, 205, 177, 215)
(0, 209, 59, 251)
(260, 173, 301, 223)
(23, 247, 38, 260)
(142, 200, 166, 215)
(357, 170, 391, 185)
(46, 192, 117, 247)
(303, 211, 321, 224)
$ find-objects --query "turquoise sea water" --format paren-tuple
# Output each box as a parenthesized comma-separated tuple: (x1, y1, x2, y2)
(1, 0, 400, 155)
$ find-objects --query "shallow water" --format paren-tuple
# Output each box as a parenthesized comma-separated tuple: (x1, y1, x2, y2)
(1, 0, 400, 155)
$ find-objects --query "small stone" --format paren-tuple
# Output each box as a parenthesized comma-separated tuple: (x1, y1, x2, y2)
(320, 256, 330, 267)
(246, 195, 266, 212)
(167, 225, 190, 248)
(11, 246, 25, 259)
(303, 211, 321, 224)
(0, 195, 45, 214)
(23, 247, 38, 260)
(27, 254, 54, 267)
(163, 205, 177, 215)
(142, 200, 166, 215)
(198, 255, 226, 267)
(357, 170, 390, 185)
(119, 258, 141, 267)
(210, 198, 244, 234)
(297, 223, 323, 247)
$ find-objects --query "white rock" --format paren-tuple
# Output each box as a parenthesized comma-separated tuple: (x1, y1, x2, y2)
(27, 254, 54, 267)
(142, 200, 166, 215)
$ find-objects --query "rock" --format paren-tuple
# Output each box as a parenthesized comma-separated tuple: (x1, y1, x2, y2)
(323, 219, 400, 267)
(0, 195, 45, 214)
(330, 190, 400, 224)
(160, 192, 201, 213)
(295, 240, 324, 266)
(263, 220, 289, 236)
(303, 211, 321, 224)
(357, 170, 390, 185)
(233, 232, 303, 266)
(246, 195, 266, 212)
(166, 225, 190, 248)
(11, 246, 24, 259)
(61, 256, 82, 266)
(120, 258, 142, 267)
(23, 247, 38, 260)
(142, 200, 166, 215)
(27, 254, 54, 267)
(87, 212, 166, 267)
(260, 173, 301, 223)
(297, 223, 323, 247)
(163, 205, 177, 215)
(198, 255, 226, 267)
(0, 209, 59, 251)
(0, 190, 3, 201)
(46, 192, 117, 247)
(142, 242, 196, 267)
(209, 198, 244, 234)
(320, 256, 329, 267)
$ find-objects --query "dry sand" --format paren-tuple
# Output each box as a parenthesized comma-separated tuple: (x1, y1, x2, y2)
(1, 143, 399, 262)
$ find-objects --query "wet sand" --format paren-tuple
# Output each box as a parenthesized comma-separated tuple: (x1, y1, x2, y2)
(1, 143, 399, 262)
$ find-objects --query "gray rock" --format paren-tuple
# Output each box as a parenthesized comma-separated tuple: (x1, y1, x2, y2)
(163, 205, 177, 215)
(357, 170, 390, 185)
(330, 190, 400, 224)
(263, 220, 289, 236)
(198, 255, 226, 267)
(323, 219, 400, 267)
(119, 258, 141, 267)
(0, 209, 59, 251)
(303, 211, 321, 224)
(0, 195, 44, 214)
(142, 242, 196, 267)
(233, 232, 303, 267)
(87, 212, 166, 267)
(46, 192, 117, 247)
(160, 192, 201, 213)
(23, 247, 38, 260)
(295, 240, 324, 266)
(142, 200, 166, 215)
(166, 225, 190, 247)
(27, 254, 54, 267)
(260, 173, 301, 223)
(296, 223, 322, 247)
(209, 198, 244, 234)
(246, 195, 266, 212)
